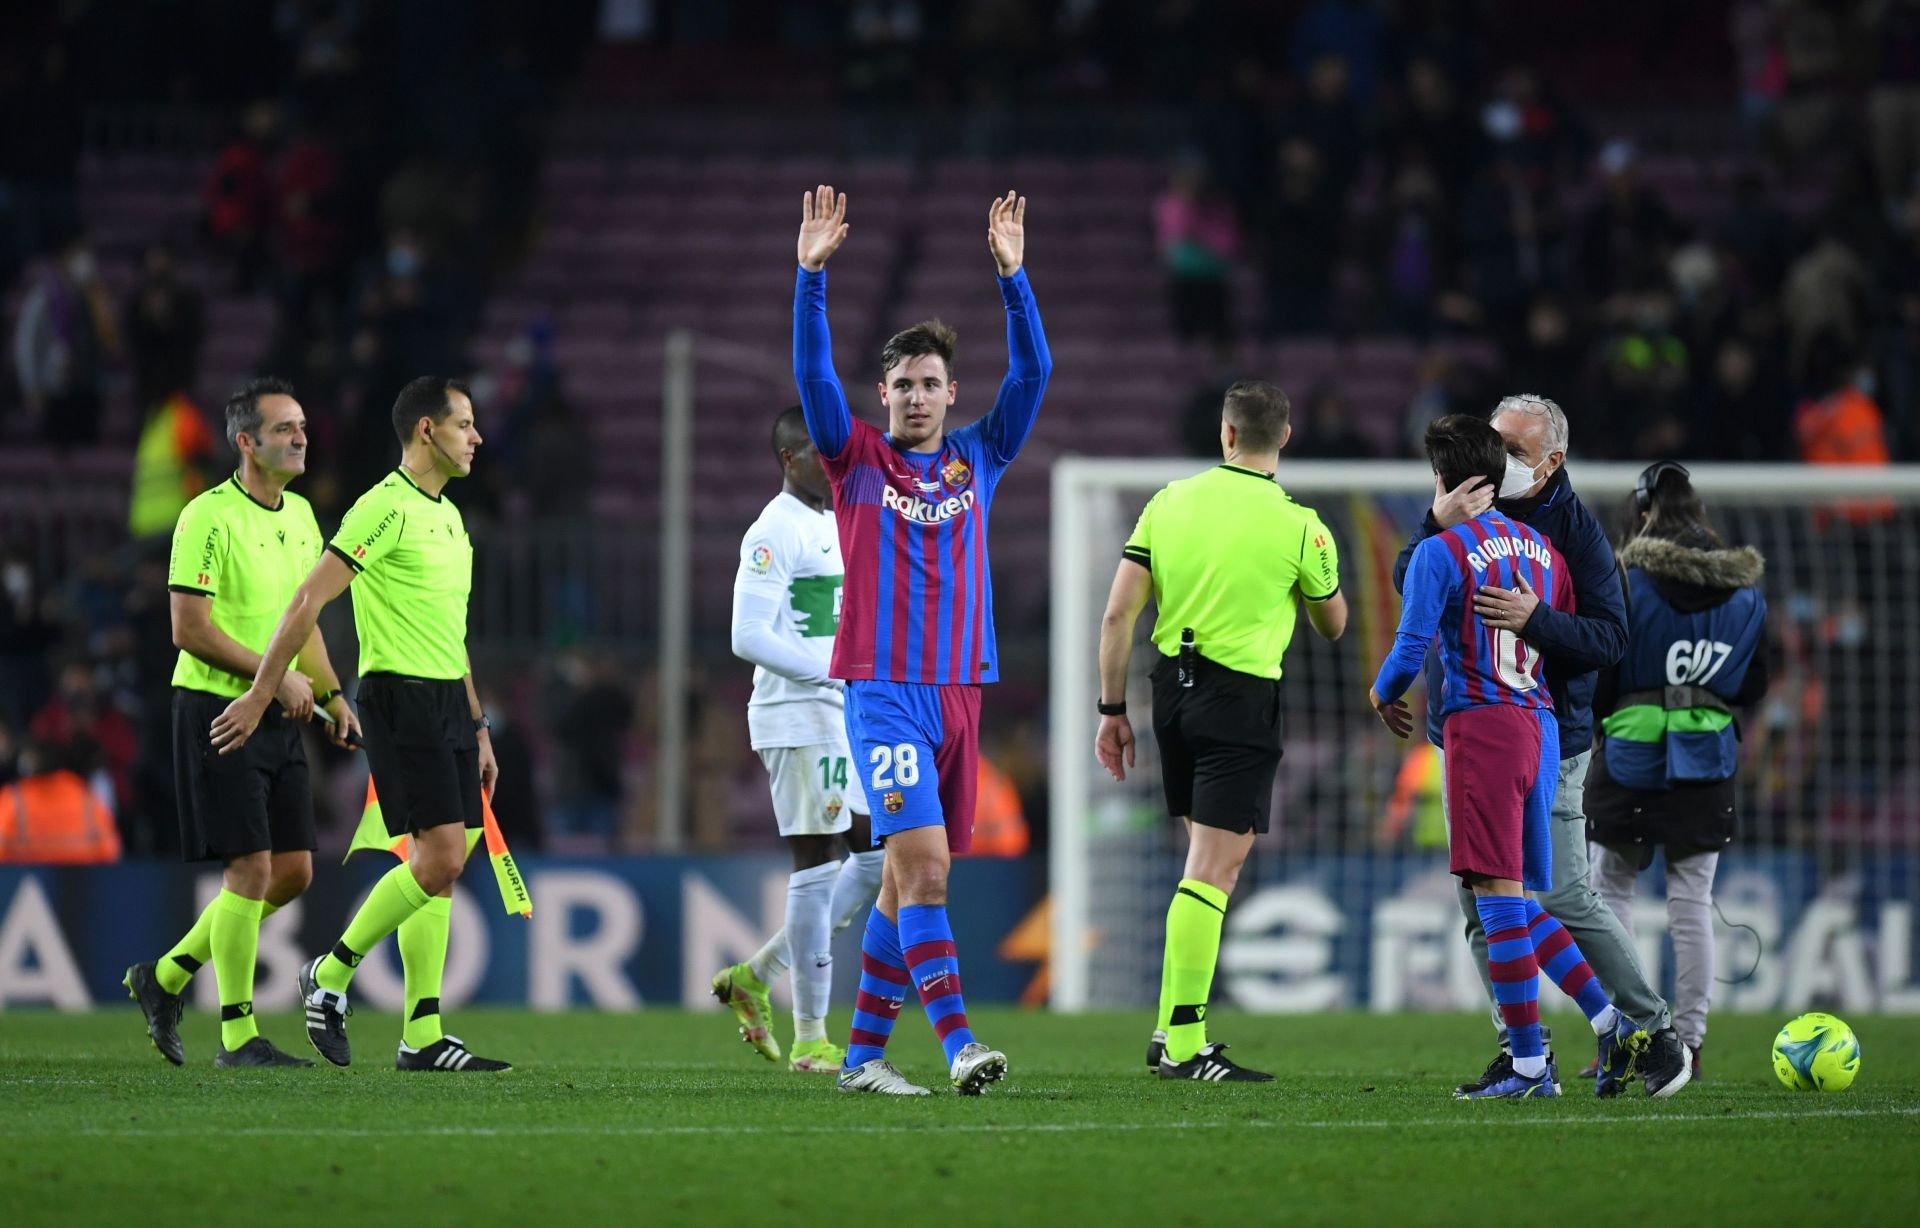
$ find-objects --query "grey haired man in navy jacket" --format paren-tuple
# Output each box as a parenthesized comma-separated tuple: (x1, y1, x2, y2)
(1393, 394, 1690, 1099)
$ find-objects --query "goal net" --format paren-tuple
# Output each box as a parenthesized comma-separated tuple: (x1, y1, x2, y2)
(1048, 460, 1920, 1015)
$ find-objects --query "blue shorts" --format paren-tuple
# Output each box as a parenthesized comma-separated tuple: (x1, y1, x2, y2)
(1442, 704, 1558, 892)
(842, 680, 980, 852)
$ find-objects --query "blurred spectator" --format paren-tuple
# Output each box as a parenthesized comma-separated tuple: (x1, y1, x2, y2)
(1507, 294, 1583, 400)
(1870, 0, 1920, 203)
(1263, 136, 1342, 334)
(1575, 140, 1677, 306)
(202, 101, 277, 291)
(1721, 168, 1800, 298)
(1386, 56, 1481, 205)
(1700, 334, 1795, 461)
(1457, 152, 1560, 342)
(1783, 230, 1872, 384)
(1289, 0, 1384, 105)
(127, 391, 220, 540)
(29, 660, 137, 818)
(1287, 383, 1378, 459)
(0, 717, 15, 789)
(1294, 53, 1365, 201)
(550, 649, 635, 843)
(269, 116, 349, 370)
(0, 739, 121, 864)
(1593, 284, 1692, 457)
(479, 681, 544, 851)
(1796, 334, 1890, 465)
(1374, 156, 1449, 336)
(965, 754, 1029, 857)
(11, 235, 117, 446)
(123, 243, 207, 415)
(1179, 341, 1246, 457)
(0, 554, 57, 733)
(1153, 157, 1242, 346)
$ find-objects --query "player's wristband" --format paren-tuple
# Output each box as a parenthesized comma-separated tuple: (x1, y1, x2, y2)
(314, 689, 341, 707)
(1097, 699, 1127, 716)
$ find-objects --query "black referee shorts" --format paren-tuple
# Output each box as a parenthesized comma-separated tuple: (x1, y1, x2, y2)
(1149, 652, 1283, 835)
(173, 688, 315, 862)
(358, 673, 483, 837)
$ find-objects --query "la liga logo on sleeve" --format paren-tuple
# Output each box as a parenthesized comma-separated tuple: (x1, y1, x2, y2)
(749, 545, 772, 572)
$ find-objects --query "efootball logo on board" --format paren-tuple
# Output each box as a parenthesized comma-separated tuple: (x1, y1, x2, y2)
(883, 790, 904, 813)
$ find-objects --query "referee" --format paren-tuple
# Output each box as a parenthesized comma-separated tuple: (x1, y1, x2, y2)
(1094, 379, 1347, 1082)
(213, 375, 508, 1073)
(126, 377, 357, 1068)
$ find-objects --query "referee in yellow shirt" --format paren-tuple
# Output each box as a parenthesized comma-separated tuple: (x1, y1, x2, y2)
(1094, 379, 1347, 1082)
(213, 375, 508, 1073)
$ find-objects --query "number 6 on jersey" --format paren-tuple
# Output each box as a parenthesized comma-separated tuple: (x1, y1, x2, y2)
(870, 743, 920, 789)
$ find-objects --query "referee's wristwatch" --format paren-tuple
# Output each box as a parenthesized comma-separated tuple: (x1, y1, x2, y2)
(1096, 698, 1126, 716)
(473, 713, 492, 733)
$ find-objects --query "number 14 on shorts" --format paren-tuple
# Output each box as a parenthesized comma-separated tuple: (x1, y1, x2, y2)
(816, 755, 849, 790)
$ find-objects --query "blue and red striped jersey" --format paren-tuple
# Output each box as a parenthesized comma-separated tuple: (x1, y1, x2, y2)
(1373, 510, 1574, 717)
(793, 265, 1051, 684)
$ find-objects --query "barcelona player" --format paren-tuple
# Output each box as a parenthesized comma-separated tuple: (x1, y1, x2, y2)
(792, 184, 1049, 1095)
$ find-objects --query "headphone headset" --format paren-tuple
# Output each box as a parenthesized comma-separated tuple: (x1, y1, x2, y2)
(1634, 460, 1689, 514)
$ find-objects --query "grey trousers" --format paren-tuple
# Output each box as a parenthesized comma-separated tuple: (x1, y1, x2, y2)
(1454, 749, 1673, 1034)
(1591, 845, 1718, 1049)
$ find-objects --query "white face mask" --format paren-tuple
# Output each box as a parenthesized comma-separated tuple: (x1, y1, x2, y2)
(1498, 453, 1542, 499)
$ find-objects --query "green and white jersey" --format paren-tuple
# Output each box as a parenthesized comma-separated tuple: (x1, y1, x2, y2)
(731, 492, 845, 750)
(328, 469, 472, 681)
(167, 475, 325, 698)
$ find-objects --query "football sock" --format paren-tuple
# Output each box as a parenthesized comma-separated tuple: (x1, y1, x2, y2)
(398, 895, 452, 1049)
(315, 863, 432, 992)
(899, 904, 975, 1067)
(847, 907, 907, 1070)
(210, 889, 264, 1050)
(747, 929, 790, 987)
(156, 897, 218, 995)
(1159, 878, 1228, 1064)
(786, 860, 839, 1037)
(1478, 895, 1545, 1077)
(156, 893, 287, 996)
(1524, 898, 1615, 1030)
(829, 849, 886, 935)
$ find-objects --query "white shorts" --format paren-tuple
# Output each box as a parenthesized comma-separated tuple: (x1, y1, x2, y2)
(759, 742, 868, 837)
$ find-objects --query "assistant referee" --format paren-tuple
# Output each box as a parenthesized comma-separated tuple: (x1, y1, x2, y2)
(1094, 379, 1347, 1083)
(212, 375, 508, 1074)
(126, 376, 357, 1069)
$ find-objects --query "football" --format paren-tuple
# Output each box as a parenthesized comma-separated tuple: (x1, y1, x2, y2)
(1772, 1012, 1863, 1092)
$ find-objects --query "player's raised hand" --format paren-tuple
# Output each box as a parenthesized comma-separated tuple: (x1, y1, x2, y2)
(987, 190, 1025, 276)
(1432, 473, 1494, 529)
(798, 184, 849, 272)
(1368, 687, 1413, 739)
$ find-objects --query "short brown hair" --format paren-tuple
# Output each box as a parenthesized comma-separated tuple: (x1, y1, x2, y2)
(880, 319, 957, 380)
(1222, 379, 1290, 451)
(1425, 413, 1505, 496)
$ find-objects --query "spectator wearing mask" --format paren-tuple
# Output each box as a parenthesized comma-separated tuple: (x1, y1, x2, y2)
(1588, 463, 1770, 1085)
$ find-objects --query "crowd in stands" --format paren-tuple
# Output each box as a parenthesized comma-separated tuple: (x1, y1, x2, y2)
(3, 1, 1918, 857)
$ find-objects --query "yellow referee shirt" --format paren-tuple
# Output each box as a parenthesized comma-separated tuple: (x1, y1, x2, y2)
(1122, 464, 1340, 679)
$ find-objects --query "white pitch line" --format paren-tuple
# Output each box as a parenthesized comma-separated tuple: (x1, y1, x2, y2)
(1, 1105, 1914, 1140)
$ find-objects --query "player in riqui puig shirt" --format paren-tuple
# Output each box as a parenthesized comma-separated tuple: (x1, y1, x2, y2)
(1370, 415, 1643, 1099)
(792, 184, 1050, 1096)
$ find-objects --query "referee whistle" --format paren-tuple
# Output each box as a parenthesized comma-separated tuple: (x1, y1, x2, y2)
(1178, 628, 1197, 688)
(314, 705, 365, 748)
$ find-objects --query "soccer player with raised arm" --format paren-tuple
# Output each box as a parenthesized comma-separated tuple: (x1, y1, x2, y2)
(711, 404, 886, 1074)
(125, 377, 359, 1068)
(1369, 415, 1646, 1099)
(793, 184, 1050, 1095)
(212, 376, 508, 1073)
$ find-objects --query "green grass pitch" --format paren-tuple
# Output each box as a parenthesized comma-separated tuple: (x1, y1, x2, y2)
(3, 1007, 1916, 1226)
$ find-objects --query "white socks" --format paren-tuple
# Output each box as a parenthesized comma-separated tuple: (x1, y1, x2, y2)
(786, 860, 840, 1028)
(747, 929, 789, 986)
(830, 849, 886, 935)
(1591, 1003, 1620, 1038)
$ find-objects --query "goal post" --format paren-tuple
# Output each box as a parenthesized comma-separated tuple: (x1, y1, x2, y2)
(1049, 460, 1920, 1015)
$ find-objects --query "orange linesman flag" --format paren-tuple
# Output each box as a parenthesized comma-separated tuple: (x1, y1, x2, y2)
(349, 778, 532, 918)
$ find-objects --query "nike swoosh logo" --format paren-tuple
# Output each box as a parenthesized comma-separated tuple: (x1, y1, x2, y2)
(820, 546, 832, 553)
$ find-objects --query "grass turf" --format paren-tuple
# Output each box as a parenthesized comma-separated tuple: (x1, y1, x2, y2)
(1, 1007, 1915, 1227)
